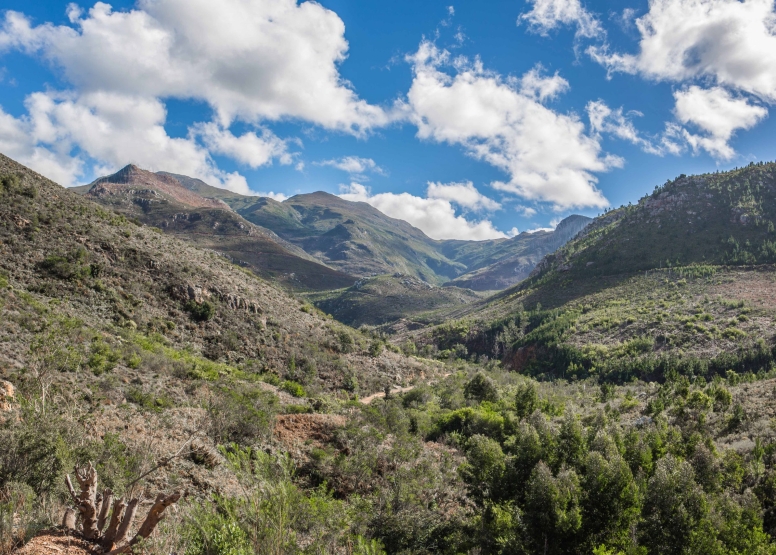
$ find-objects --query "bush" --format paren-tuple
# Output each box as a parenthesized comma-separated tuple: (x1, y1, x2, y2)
(39, 247, 92, 281)
(368, 340, 384, 358)
(281, 380, 306, 398)
(463, 372, 499, 403)
(207, 387, 278, 445)
(186, 300, 215, 322)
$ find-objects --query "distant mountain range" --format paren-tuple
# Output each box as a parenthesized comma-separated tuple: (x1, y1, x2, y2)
(74, 165, 591, 298)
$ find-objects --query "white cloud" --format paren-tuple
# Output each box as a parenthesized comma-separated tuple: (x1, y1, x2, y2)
(193, 122, 292, 169)
(516, 205, 538, 217)
(403, 41, 615, 211)
(339, 182, 507, 240)
(0, 0, 392, 190)
(0, 0, 389, 133)
(519, 65, 570, 101)
(586, 99, 670, 155)
(316, 156, 385, 178)
(0, 90, 259, 192)
(588, 0, 776, 102)
(0, 102, 84, 185)
(426, 181, 501, 211)
(518, 0, 603, 38)
(673, 86, 768, 158)
(508, 226, 520, 237)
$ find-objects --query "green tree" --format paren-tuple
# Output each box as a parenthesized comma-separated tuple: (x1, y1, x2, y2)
(639, 455, 709, 555)
(462, 434, 506, 503)
(525, 462, 581, 554)
(464, 372, 500, 403)
(515, 382, 538, 418)
(581, 451, 640, 552)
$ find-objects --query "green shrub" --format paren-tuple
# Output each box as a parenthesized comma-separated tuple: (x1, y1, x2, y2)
(368, 339, 384, 358)
(207, 387, 278, 445)
(463, 372, 499, 403)
(185, 300, 215, 322)
(281, 380, 306, 398)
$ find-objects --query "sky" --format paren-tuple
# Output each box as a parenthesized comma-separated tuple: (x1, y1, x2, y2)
(0, 0, 775, 240)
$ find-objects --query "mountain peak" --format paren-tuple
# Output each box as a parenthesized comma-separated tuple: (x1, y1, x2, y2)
(89, 165, 229, 210)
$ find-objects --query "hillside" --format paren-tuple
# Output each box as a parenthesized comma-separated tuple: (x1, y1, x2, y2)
(443, 215, 592, 290)
(236, 191, 467, 283)
(307, 273, 483, 327)
(532, 162, 776, 279)
(408, 162, 776, 385)
(0, 154, 440, 399)
(77, 166, 356, 291)
(83, 169, 593, 293)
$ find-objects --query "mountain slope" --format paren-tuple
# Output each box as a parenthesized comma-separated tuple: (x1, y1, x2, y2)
(407, 162, 776, 383)
(442, 215, 592, 290)
(78, 166, 356, 291)
(0, 153, 434, 394)
(236, 191, 467, 283)
(532, 162, 776, 280)
(307, 273, 483, 327)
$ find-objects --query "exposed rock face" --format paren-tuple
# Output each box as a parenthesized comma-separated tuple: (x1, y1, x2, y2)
(169, 283, 261, 313)
(0, 379, 14, 411)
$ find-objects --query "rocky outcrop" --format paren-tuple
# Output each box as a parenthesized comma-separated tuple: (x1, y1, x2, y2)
(1, 379, 15, 411)
(169, 283, 262, 313)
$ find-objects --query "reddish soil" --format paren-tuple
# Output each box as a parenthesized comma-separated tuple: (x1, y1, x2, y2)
(273, 413, 347, 449)
(12, 530, 95, 555)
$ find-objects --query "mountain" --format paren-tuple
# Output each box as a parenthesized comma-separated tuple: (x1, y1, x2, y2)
(0, 153, 434, 394)
(307, 273, 483, 328)
(441, 215, 592, 290)
(77, 166, 589, 291)
(7, 152, 776, 555)
(408, 161, 776, 384)
(235, 191, 467, 283)
(76, 165, 356, 291)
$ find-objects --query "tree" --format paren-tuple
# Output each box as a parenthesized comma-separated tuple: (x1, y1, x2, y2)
(515, 382, 538, 418)
(639, 455, 709, 555)
(464, 372, 499, 403)
(581, 451, 640, 551)
(525, 462, 581, 555)
(27, 318, 85, 414)
(462, 434, 506, 503)
(556, 412, 586, 470)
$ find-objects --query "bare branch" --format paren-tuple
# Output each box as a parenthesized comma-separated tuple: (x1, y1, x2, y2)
(101, 497, 126, 549)
(97, 489, 113, 532)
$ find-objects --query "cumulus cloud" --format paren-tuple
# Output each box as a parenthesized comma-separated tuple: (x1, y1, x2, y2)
(339, 182, 507, 240)
(673, 86, 768, 158)
(588, 0, 776, 102)
(586, 0, 776, 159)
(518, 0, 603, 38)
(516, 205, 538, 217)
(0, 0, 388, 132)
(586, 99, 670, 154)
(0, 0, 391, 189)
(426, 181, 501, 211)
(403, 41, 615, 210)
(316, 156, 386, 179)
(192, 122, 293, 169)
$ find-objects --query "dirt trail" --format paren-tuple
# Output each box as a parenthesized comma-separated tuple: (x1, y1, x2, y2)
(360, 373, 452, 404)
(360, 385, 415, 404)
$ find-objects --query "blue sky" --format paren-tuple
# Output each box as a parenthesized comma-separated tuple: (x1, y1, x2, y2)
(1, 0, 775, 239)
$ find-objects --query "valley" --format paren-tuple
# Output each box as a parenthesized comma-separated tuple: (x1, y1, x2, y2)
(4, 155, 776, 555)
